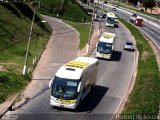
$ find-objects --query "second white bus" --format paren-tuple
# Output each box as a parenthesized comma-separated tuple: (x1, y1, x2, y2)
(106, 12, 117, 27)
(96, 32, 116, 59)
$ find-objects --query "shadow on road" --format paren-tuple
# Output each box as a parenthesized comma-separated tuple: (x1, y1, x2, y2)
(110, 51, 122, 61)
(114, 24, 119, 28)
(96, 51, 122, 62)
(75, 85, 108, 113)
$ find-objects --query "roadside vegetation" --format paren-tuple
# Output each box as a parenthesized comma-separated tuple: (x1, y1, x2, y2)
(0, 3, 51, 103)
(118, 18, 160, 118)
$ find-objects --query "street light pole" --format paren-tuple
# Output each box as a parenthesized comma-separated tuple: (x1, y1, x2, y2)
(86, 3, 95, 54)
(33, 20, 46, 64)
(23, 9, 36, 75)
(60, 0, 64, 11)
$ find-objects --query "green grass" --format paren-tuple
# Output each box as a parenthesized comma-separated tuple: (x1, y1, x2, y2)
(35, 0, 90, 22)
(63, 20, 90, 49)
(0, 3, 51, 104)
(0, 72, 29, 103)
(118, 18, 160, 118)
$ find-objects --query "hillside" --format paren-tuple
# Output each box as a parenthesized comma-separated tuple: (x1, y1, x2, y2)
(0, 2, 51, 103)
(33, 0, 91, 22)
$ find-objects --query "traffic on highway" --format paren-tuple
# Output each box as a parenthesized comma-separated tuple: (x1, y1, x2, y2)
(2, 3, 137, 120)
(1, 1, 159, 120)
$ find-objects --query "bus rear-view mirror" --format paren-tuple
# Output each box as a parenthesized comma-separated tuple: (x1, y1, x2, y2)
(77, 82, 82, 92)
(49, 78, 54, 88)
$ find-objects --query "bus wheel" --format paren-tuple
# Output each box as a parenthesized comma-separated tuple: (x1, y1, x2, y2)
(78, 98, 82, 106)
(91, 83, 95, 92)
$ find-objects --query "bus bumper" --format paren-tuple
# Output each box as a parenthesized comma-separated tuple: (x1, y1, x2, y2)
(96, 52, 111, 59)
(106, 23, 114, 27)
(50, 96, 77, 109)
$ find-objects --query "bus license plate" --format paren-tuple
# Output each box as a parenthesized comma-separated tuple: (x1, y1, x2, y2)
(60, 104, 64, 107)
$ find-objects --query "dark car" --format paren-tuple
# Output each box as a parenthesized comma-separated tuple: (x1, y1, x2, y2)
(112, 7, 117, 11)
(131, 13, 137, 18)
(124, 41, 135, 51)
(100, 13, 106, 18)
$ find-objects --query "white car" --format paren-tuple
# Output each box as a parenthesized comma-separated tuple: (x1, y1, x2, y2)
(124, 41, 135, 51)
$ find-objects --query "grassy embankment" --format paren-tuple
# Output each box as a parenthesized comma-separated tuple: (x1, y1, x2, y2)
(0, 3, 51, 103)
(118, 18, 160, 118)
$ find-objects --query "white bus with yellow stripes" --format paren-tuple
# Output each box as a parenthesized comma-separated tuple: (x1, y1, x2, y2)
(96, 32, 116, 59)
(106, 12, 117, 27)
(49, 57, 98, 109)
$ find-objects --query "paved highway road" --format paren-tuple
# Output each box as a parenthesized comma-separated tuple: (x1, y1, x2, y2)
(5, 14, 136, 120)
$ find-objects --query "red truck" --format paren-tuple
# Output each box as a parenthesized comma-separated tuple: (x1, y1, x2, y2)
(130, 13, 143, 26)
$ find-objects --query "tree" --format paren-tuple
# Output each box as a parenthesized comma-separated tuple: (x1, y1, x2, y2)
(141, 0, 155, 12)
(71, 0, 75, 4)
(157, 1, 160, 8)
(80, 0, 87, 4)
(128, 0, 138, 6)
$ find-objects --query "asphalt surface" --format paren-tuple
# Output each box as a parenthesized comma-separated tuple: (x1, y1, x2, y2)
(3, 13, 135, 120)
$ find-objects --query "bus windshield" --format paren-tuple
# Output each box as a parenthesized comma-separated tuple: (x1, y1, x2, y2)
(52, 76, 79, 100)
(97, 41, 112, 54)
(106, 17, 115, 24)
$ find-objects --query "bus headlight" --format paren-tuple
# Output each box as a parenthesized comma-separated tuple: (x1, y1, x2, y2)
(51, 96, 76, 104)
(50, 96, 57, 103)
(69, 99, 76, 104)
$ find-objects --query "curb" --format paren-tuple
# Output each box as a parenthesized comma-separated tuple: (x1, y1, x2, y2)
(0, 92, 20, 119)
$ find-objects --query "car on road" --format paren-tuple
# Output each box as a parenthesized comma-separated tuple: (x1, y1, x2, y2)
(112, 7, 117, 11)
(124, 41, 135, 51)
(100, 13, 106, 18)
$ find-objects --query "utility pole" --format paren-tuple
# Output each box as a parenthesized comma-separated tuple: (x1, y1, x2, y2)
(97, 0, 99, 7)
(60, 0, 64, 11)
(98, 0, 105, 37)
(38, 0, 40, 8)
(23, 9, 36, 75)
(86, 3, 95, 54)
